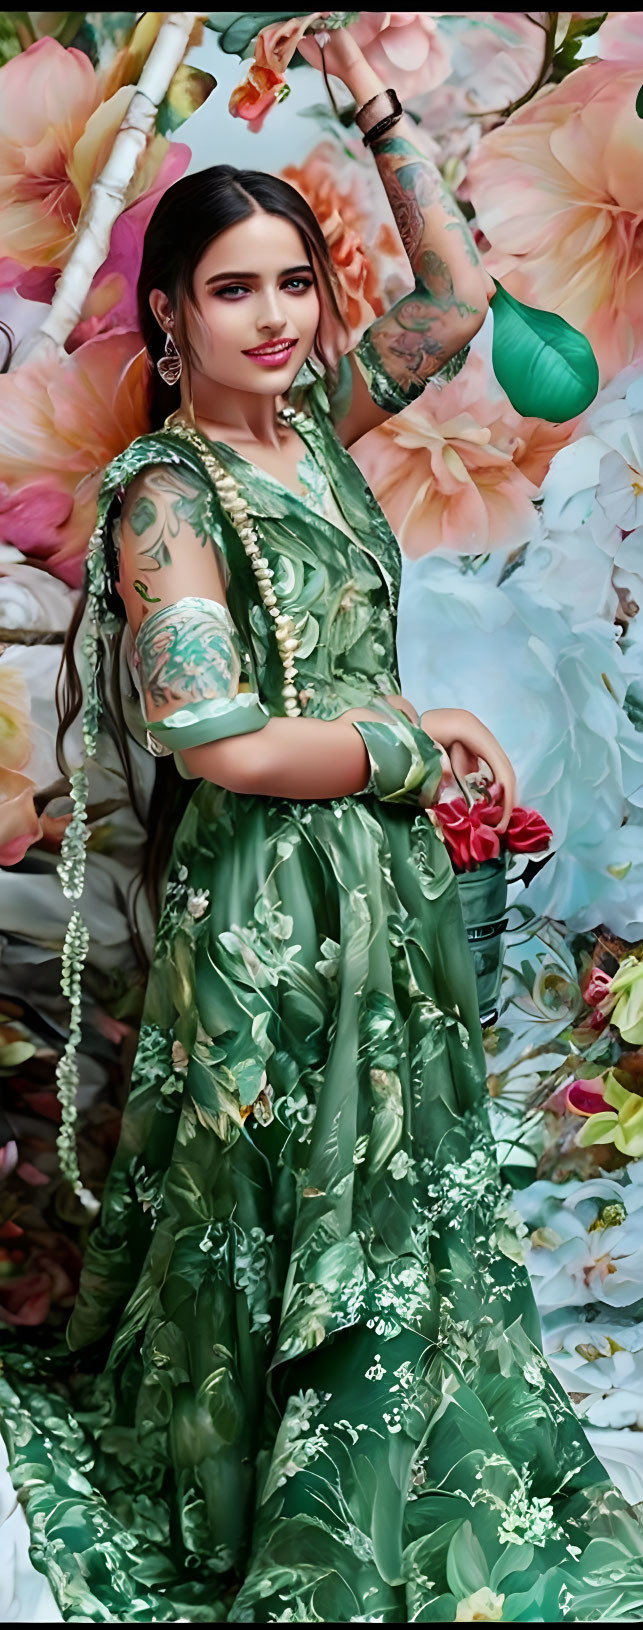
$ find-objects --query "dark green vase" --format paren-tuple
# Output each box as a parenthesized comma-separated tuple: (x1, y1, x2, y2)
(457, 857, 508, 1027)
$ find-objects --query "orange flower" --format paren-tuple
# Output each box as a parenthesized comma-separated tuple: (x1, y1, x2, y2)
(229, 13, 324, 132)
(0, 329, 151, 584)
(229, 62, 287, 133)
(283, 141, 407, 347)
(350, 351, 574, 557)
(468, 59, 643, 381)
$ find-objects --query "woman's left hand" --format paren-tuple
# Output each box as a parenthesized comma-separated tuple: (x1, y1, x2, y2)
(295, 19, 364, 82)
(420, 707, 516, 832)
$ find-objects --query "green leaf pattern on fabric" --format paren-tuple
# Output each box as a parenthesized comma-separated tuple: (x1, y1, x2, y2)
(2, 381, 643, 1622)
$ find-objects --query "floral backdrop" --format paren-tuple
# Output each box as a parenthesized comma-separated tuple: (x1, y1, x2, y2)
(0, 9, 642, 1618)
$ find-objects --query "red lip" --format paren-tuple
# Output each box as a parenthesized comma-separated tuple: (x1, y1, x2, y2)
(243, 339, 297, 357)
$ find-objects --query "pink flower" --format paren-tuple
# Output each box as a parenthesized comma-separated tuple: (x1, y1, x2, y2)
(0, 767, 41, 867)
(0, 329, 151, 584)
(68, 144, 190, 348)
(433, 794, 503, 871)
(565, 1076, 609, 1116)
(351, 351, 573, 557)
(506, 804, 552, 854)
(347, 13, 450, 98)
(584, 967, 615, 1008)
(468, 59, 643, 381)
(0, 1141, 18, 1178)
(0, 32, 191, 329)
(598, 11, 643, 63)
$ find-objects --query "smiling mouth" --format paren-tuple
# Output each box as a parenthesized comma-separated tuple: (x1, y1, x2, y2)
(243, 339, 298, 358)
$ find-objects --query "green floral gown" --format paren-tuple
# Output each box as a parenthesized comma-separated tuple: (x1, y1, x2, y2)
(2, 372, 643, 1624)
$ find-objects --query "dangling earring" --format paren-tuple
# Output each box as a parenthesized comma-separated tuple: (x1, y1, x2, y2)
(157, 326, 182, 385)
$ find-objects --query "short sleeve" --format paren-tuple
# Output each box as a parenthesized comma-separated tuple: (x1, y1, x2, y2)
(134, 595, 270, 754)
(115, 452, 270, 766)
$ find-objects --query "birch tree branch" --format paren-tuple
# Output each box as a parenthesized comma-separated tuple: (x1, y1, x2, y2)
(11, 11, 205, 365)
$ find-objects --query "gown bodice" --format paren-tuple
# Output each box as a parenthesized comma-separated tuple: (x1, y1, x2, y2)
(104, 375, 406, 770)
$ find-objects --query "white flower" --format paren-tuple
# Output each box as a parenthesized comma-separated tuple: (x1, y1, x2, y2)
(389, 1149, 416, 1181)
(455, 1587, 505, 1622)
(397, 357, 643, 941)
(497, 1472, 559, 1548)
(186, 887, 210, 920)
(516, 1166, 643, 1314)
(252, 1080, 274, 1127)
(172, 1039, 189, 1074)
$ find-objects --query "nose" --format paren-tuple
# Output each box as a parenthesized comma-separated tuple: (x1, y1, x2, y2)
(256, 284, 288, 333)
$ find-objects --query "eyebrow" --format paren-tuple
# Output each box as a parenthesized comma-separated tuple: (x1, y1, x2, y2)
(204, 264, 313, 287)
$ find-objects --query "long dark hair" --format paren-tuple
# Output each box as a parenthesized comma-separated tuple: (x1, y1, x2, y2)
(56, 164, 346, 951)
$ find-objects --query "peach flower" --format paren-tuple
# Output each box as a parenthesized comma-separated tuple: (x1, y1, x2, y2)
(230, 13, 326, 133)
(0, 767, 41, 868)
(468, 59, 643, 381)
(0, 38, 135, 269)
(347, 12, 450, 99)
(0, 328, 150, 584)
(0, 666, 38, 867)
(0, 665, 32, 774)
(0, 34, 189, 278)
(282, 140, 407, 346)
(350, 351, 574, 557)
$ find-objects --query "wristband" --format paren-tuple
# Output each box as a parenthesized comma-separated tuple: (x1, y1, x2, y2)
(355, 88, 403, 148)
(351, 700, 443, 806)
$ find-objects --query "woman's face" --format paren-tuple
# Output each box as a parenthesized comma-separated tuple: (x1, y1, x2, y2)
(184, 209, 321, 397)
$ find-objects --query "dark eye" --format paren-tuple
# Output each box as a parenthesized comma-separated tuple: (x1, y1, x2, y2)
(284, 277, 314, 293)
(215, 284, 250, 300)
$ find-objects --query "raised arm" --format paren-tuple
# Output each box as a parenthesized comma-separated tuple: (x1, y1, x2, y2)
(298, 28, 494, 443)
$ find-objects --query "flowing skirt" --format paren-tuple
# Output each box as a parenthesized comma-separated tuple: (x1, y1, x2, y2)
(2, 785, 643, 1622)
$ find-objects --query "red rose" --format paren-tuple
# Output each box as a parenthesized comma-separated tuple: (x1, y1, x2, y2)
(583, 967, 614, 1008)
(433, 795, 503, 872)
(506, 805, 552, 854)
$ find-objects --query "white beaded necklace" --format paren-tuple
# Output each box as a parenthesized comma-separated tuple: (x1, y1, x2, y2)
(168, 408, 303, 717)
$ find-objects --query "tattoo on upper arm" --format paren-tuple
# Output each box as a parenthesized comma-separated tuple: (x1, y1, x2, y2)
(138, 602, 240, 713)
(124, 469, 214, 596)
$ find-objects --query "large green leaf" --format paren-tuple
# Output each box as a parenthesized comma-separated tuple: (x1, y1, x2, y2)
(490, 279, 599, 422)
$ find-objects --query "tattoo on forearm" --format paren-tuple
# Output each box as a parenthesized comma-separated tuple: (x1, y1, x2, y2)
(137, 599, 240, 713)
(361, 130, 484, 394)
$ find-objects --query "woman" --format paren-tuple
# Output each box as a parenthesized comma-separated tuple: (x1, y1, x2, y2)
(2, 27, 643, 1625)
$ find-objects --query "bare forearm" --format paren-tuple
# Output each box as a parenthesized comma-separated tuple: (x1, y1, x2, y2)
(343, 55, 492, 385)
(180, 713, 379, 799)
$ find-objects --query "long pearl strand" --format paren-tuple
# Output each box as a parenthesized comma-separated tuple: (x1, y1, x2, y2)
(168, 415, 302, 717)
